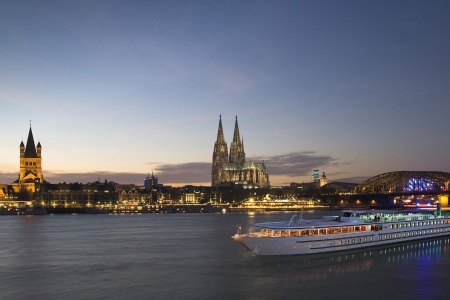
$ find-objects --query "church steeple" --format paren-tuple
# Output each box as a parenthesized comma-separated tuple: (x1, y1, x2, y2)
(229, 115, 245, 163)
(212, 115, 229, 186)
(232, 115, 240, 143)
(24, 126, 38, 158)
(216, 114, 226, 144)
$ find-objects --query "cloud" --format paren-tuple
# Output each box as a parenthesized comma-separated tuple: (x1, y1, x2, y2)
(0, 172, 18, 184)
(154, 162, 211, 184)
(44, 171, 147, 185)
(250, 151, 345, 177)
(329, 175, 370, 184)
(0, 152, 355, 186)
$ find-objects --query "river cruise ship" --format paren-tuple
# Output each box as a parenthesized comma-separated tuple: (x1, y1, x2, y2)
(232, 210, 450, 256)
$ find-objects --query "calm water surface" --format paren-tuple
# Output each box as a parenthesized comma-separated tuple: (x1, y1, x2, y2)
(1, 211, 449, 300)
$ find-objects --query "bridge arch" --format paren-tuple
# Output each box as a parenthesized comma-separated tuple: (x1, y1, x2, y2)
(356, 171, 450, 194)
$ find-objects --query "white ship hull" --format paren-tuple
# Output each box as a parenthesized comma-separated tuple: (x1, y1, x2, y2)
(232, 210, 450, 256)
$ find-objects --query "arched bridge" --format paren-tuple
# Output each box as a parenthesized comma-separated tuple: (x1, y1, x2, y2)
(356, 171, 450, 194)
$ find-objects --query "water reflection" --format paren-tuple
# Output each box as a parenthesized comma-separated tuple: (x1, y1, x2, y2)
(244, 237, 450, 284)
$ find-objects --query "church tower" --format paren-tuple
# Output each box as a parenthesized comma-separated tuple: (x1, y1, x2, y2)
(229, 116, 245, 164)
(320, 171, 328, 187)
(13, 125, 44, 193)
(19, 126, 43, 183)
(212, 115, 229, 186)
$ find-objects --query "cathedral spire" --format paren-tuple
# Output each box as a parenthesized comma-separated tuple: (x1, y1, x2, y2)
(212, 114, 229, 186)
(232, 115, 240, 143)
(229, 115, 245, 163)
(216, 114, 226, 144)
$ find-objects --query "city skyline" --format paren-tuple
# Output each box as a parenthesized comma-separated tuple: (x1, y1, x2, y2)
(1, 1, 450, 187)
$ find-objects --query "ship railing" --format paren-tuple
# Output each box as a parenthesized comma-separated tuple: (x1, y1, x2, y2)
(359, 213, 442, 223)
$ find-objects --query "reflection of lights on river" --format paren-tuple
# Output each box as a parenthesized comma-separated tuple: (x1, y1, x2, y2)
(251, 238, 450, 284)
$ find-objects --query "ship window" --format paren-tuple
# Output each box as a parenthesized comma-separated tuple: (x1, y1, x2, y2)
(345, 240, 349, 244)
(290, 231, 299, 237)
(319, 229, 326, 235)
(334, 228, 342, 234)
(341, 227, 348, 233)
(354, 226, 360, 232)
(281, 231, 288, 237)
(309, 229, 317, 236)
(352, 239, 355, 244)
(348, 227, 354, 233)
(300, 230, 307, 236)
(327, 228, 333, 234)
(273, 230, 280, 236)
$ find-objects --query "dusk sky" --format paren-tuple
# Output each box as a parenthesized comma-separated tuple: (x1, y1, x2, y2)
(1, 0, 449, 187)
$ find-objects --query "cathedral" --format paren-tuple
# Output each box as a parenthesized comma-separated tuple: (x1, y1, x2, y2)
(12, 125, 46, 193)
(212, 115, 270, 188)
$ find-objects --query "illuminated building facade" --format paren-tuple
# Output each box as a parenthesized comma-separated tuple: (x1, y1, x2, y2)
(312, 168, 327, 187)
(212, 115, 270, 188)
(12, 126, 46, 193)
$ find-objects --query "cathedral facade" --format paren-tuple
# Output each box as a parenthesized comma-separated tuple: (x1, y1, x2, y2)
(212, 115, 270, 188)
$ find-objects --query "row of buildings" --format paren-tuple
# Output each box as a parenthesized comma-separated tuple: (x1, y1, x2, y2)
(0, 117, 334, 209)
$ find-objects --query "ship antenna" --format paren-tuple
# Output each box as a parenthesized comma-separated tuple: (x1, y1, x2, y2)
(298, 205, 304, 225)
